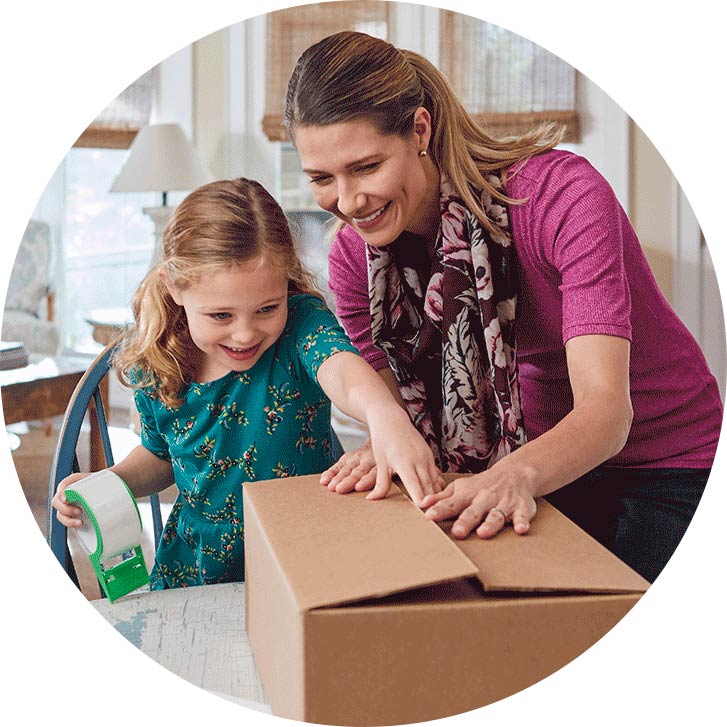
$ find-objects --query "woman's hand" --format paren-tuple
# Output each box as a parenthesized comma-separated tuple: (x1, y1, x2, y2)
(51, 472, 94, 528)
(421, 467, 537, 538)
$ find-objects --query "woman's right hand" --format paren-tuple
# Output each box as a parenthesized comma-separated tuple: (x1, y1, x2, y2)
(51, 472, 93, 528)
(320, 439, 378, 494)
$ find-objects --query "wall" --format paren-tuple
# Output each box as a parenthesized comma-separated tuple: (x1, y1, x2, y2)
(630, 123, 675, 302)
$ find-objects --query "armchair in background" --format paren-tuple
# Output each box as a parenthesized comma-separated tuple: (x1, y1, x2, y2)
(2, 219, 60, 355)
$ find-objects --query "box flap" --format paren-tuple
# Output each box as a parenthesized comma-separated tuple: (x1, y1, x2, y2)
(243, 476, 477, 612)
(442, 497, 649, 593)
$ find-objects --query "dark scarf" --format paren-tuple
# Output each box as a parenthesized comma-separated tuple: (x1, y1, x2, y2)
(367, 177, 525, 473)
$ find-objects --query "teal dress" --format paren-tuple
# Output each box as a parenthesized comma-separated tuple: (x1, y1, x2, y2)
(134, 295, 359, 589)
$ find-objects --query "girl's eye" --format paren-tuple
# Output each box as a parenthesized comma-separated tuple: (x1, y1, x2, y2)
(258, 304, 279, 314)
(210, 312, 231, 321)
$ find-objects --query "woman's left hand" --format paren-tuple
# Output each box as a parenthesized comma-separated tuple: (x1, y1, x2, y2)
(420, 468, 537, 538)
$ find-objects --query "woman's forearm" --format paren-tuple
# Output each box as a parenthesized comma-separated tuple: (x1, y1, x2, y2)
(109, 445, 175, 498)
(491, 388, 633, 498)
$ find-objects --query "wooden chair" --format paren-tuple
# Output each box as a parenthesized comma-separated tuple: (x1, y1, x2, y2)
(46, 342, 163, 594)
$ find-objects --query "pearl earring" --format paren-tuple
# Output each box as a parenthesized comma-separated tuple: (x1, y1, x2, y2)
(419, 149, 428, 158)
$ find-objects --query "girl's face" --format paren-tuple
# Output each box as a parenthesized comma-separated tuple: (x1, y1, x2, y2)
(165, 258, 289, 382)
(294, 109, 440, 247)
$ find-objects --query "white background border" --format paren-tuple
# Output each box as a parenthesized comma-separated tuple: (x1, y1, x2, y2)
(1, 2, 724, 725)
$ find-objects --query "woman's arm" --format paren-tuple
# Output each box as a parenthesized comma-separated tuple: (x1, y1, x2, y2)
(421, 334, 633, 536)
(316, 351, 443, 506)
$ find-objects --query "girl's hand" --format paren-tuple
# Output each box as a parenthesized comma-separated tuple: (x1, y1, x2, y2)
(320, 439, 378, 494)
(51, 472, 94, 528)
(321, 419, 445, 506)
(420, 467, 537, 538)
(365, 410, 444, 507)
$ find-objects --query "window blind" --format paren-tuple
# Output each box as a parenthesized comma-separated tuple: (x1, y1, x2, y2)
(74, 66, 158, 149)
(439, 11, 580, 142)
(263, 1, 390, 142)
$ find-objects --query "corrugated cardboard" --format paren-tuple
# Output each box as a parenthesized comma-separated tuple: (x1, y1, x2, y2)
(244, 474, 648, 726)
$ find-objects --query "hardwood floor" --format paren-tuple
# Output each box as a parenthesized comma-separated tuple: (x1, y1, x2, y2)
(10, 413, 176, 600)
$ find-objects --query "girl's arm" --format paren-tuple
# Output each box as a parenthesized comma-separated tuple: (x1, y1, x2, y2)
(109, 445, 175, 498)
(316, 351, 443, 506)
(51, 445, 174, 528)
(421, 334, 633, 536)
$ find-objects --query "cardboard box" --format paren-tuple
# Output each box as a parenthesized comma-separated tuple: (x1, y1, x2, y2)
(243, 475, 648, 726)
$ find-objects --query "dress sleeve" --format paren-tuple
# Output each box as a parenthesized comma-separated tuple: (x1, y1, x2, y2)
(133, 386, 172, 461)
(328, 228, 390, 370)
(530, 154, 632, 344)
(287, 295, 361, 386)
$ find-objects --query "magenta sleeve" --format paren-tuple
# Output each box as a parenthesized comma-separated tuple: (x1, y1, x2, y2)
(328, 228, 390, 371)
(530, 154, 633, 344)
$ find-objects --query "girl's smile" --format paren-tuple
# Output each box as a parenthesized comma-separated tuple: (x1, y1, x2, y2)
(164, 259, 289, 382)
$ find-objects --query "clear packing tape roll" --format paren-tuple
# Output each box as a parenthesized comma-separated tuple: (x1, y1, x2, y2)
(65, 470, 150, 602)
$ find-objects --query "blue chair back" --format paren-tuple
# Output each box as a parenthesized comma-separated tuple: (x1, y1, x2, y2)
(46, 342, 163, 592)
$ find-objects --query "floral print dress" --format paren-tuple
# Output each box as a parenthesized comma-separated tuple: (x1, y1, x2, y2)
(134, 295, 359, 589)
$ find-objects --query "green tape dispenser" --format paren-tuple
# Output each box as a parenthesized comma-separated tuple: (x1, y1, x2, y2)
(64, 470, 150, 602)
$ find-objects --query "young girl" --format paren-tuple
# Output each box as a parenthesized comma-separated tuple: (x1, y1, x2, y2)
(52, 178, 442, 589)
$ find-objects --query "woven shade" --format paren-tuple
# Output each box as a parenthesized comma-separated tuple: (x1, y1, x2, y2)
(439, 12, 580, 142)
(74, 66, 158, 149)
(263, 1, 390, 142)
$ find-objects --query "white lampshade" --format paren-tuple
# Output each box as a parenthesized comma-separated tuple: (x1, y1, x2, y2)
(109, 123, 213, 196)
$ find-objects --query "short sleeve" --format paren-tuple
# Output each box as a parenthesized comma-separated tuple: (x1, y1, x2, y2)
(285, 295, 360, 385)
(531, 154, 632, 344)
(133, 386, 172, 461)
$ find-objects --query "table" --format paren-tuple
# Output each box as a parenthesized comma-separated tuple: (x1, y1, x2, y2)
(85, 307, 133, 347)
(0, 354, 107, 469)
(92, 582, 270, 713)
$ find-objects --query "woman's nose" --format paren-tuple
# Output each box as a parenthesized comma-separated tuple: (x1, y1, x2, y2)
(336, 181, 366, 218)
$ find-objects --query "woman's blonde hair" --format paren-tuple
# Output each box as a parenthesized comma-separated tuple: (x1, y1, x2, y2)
(284, 31, 565, 236)
(114, 178, 321, 407)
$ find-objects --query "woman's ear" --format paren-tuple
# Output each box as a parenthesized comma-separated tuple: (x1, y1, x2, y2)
(413, 106, 432, 153)
(158, 268, 183, 306)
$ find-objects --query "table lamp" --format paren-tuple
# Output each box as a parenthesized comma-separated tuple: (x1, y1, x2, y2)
(109, 123, 213, 259)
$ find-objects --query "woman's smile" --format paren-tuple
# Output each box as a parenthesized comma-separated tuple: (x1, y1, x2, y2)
(351, 202, 391, 229)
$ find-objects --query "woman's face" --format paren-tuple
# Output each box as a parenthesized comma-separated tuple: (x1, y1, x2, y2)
(294, 110, 439, 247)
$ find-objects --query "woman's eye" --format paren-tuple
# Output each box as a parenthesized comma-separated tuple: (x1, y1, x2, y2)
(309, 175, 330, 186)
(357, 162, 380, 174)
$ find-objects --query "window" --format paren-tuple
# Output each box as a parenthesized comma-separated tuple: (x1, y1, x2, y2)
(439, 12, 579, 141)
(263, 2, 579, 143)
(61, 147, 156, 352)
(263, 1, 390, 141)
(58, 66, 161, 352)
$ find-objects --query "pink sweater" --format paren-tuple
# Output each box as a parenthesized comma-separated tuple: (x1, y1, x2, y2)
(328, 150, 722, 468)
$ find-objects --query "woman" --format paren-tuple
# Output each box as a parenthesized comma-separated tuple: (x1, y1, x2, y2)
(283, 30, 722, 582)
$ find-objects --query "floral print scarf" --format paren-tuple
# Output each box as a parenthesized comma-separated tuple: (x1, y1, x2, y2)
(366, 177, 525, 473)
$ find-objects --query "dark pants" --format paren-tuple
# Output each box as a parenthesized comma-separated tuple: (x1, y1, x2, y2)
(544, 467, 710, 583)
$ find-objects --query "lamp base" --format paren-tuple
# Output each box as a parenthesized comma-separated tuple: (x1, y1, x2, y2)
(142, 205, 175, 262)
